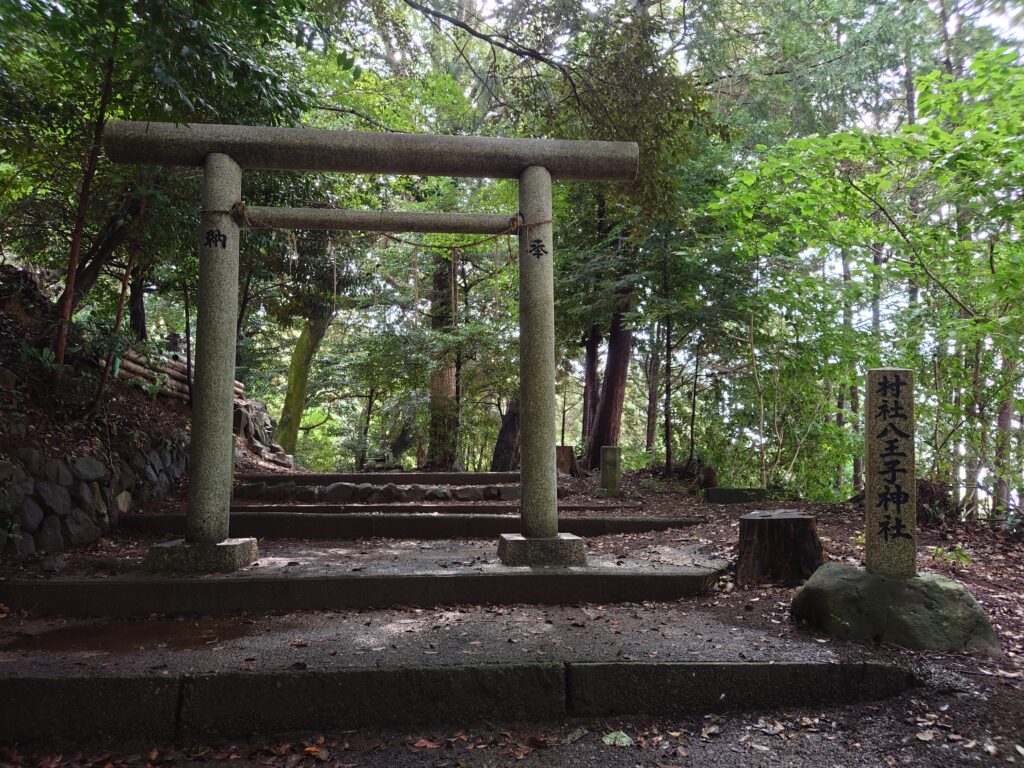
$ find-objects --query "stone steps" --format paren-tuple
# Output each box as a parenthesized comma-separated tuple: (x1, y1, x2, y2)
(233, 479, 532, 504)
(235, 471, 521, 487)
(121, 512, 704, 539)
(229, 501, 641, 514)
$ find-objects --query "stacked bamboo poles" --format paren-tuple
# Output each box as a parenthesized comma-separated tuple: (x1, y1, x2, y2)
(117, 349, 244, 402)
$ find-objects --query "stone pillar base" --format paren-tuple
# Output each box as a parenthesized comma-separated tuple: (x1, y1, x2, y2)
(498, 533, 587, 567)
(147, 538, 258, 574)
(596, 488, 622, 499)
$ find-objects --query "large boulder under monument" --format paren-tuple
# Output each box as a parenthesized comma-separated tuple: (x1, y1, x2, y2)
(791, 562, 999, 654)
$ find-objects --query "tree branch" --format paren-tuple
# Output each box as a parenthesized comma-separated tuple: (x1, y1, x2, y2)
(314, 105, 405, 133)
(703, 51, 851, 87)
(299, 414, 332, 431)
(401, 0, 584, 109)
(842, 175, 980, 319)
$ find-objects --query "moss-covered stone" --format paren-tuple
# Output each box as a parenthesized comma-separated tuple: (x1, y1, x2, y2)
(791, 562, 999, 653)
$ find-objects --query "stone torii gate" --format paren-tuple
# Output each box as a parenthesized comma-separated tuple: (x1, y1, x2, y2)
(102, 121, 638, 572)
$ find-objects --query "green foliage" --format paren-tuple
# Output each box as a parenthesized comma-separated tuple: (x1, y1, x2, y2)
(19, 342, 67, 375)
(930, 545, 972, 567)
(120, 371, 166, 400)
(0, 514, 20, 542)
(1, 0, 1020, 507)
(704, 49, 1024, 498)
(601, 731, 633, 748)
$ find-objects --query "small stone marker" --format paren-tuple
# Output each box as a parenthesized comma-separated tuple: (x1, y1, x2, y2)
(865, 368, 916, 578)
(597, 445, 621, 499)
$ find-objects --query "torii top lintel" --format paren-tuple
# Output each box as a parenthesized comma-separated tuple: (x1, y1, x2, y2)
(103, 121, 639, 182)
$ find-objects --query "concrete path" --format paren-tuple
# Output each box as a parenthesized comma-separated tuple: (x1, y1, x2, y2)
(0, 603, 915, 743)
(0, 602, 874, 676)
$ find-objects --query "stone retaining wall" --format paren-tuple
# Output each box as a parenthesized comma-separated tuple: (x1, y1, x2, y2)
(0, 437, 188, 557)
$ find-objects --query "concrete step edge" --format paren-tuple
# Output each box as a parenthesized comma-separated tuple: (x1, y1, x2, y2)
(120, 513, 705, 539)
(230, 502, 644, 512)
(0, 568, 724, 617)
(236, 472, 522, 487)
(0, 661, 917, 745)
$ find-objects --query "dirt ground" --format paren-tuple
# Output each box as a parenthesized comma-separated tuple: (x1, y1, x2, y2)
(1, 472, 1022, 766)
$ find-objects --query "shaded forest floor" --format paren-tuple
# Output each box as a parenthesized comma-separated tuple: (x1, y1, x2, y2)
(1, 471, 1022, 765)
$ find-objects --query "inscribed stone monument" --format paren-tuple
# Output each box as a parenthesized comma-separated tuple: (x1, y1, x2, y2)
(864, 368, 916, 578)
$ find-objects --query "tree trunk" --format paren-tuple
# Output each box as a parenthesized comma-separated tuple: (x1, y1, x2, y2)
(937, 0, 963, 77)
(851, 381, 863, 492)
(183, 279, 193, 404)
(963, 340, 983, 518)
(583, 307, 633, 470)
(903, 48, 922, 304)
(662, 248, 674, 478)
(871, 243, 883, 338)
(663, 309, 674, 479)
(560, 378, 568, 447)
(749, 313, 767, 487)
(952, 340, 964, 508)
(1017, 400, 1024, 511)
(70, 193, 147, 310)
(490, 396, 520, 471)
(236, 265, 253, 373)
(581, 324, 602, 446)
(841, 250, 863, 492)
(686, 341, 700, 467)
(128, 267, 148, 341)
(994, 354, 1015, 517)
(277, 309, 333, 455)
(54, 49, 116, 364)
(356, 388, 376, 470)
(644, 321, 661, 453)
(389, 420, 414, 462)
(836, 386, 846, 490)
(89, 247, 136, 413)
(427, 252, 458, 468)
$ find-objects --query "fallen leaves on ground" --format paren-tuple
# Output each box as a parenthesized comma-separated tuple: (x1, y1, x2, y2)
(601, 730, 633, 747)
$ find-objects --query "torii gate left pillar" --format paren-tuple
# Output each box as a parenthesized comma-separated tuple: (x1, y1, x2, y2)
(148, 153, 258, 572)
(102, 121, 638, 573)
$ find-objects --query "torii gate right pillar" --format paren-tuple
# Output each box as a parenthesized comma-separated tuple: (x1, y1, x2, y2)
(498, 166, 586, 566)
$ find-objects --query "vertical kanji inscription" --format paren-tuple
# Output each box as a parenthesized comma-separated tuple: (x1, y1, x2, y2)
(865, 368, 917, 577)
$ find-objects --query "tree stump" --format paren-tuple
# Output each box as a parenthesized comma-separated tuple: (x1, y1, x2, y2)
(556, 445, 580, 477)
(736, 509, 826, 586)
